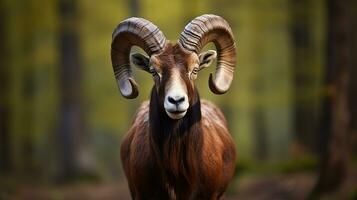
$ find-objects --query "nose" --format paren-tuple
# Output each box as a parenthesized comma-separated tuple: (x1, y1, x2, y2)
(168, 96, 185, 106)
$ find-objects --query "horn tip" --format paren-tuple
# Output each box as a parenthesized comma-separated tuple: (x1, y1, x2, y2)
(119, 78, 139, 99)
(208, 73, 228, 95)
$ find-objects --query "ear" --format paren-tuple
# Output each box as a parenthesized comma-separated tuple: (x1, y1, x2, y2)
(131, 53, 150, 73)
(198, 50, 217, 71)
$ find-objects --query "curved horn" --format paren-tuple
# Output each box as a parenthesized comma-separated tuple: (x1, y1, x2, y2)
(179, 14, 236, 94)
(111, 17, 166, 99)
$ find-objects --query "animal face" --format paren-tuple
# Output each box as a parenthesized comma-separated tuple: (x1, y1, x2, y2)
(131, 43, 217, 119)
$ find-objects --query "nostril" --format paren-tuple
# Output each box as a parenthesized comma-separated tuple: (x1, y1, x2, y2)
(168, 96, 185, 105)
(177, 97, 185, 103)
(168, 96, 176, 104)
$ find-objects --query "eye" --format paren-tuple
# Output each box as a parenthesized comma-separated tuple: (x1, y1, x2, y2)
(149, 66, 156, 75)
(150, 65, 161, 80)
(190, 66, 199, 80)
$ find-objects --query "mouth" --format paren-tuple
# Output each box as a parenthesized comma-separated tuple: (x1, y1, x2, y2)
(165, 109, 187, 119)
(170, 110, 185, 114)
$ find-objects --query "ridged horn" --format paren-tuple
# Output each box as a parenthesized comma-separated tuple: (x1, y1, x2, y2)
(179, 14, 236, 94)
(111, 17, 166, 99)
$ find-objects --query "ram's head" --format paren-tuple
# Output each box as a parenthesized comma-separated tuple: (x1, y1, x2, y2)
(111, 14, 236, 119)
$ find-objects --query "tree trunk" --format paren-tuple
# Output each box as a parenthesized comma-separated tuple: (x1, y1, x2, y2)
(0, 1, 12, 173)
(291, 0, 318, 154)
(253, 107, 267, 160)
(348, 1, 357, 156)
(129, 0, 139, 17)
(57, 0, 95, 180)
(312, 0, 350, 196)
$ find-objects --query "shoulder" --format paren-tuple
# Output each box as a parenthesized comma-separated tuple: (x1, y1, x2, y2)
(124, 101, 150, 140)
(200, 99, 228, 128)
(122, 101, 150, 148)
(130, 100, 149, 125)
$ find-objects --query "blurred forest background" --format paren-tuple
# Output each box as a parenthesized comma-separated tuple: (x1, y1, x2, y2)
(0, 0, 357, 199)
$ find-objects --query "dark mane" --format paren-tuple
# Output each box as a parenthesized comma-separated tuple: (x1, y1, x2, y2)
(149, 86, 203, 188)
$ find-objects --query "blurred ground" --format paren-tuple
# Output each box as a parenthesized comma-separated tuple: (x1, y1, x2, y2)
(2, 170, 356, 200)
(1, 173, 316, 200)
(227, 173, 316, 200)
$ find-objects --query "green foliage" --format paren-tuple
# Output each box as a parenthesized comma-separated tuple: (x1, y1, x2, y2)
(349, 188, 357, 200)
(235, 156, 318, 176)
(276, 157, 317, 173)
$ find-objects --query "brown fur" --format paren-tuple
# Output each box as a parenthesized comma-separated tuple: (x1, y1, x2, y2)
(120, 43, 236, 200)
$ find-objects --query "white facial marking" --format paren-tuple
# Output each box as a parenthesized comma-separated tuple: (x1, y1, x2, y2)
(164, 68, 189, 119)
